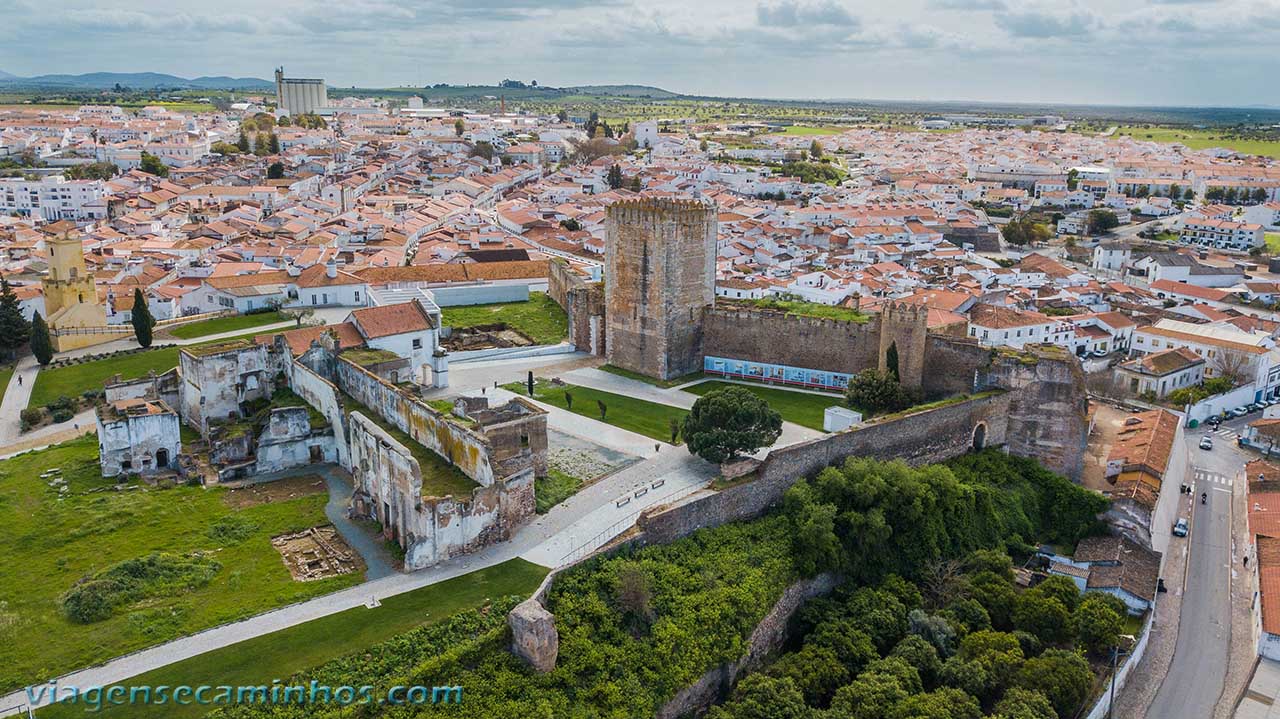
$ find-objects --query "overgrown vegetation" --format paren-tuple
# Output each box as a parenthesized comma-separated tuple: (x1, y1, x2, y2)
(61, 553, 221, 623)
(744, 295, 871, 323)
(215, 451, 1111, 718)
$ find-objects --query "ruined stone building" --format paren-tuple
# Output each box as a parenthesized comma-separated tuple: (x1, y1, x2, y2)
(96, 398, 181, 477)
(128, 321, 549, 570)
(605, 198, 717, 381)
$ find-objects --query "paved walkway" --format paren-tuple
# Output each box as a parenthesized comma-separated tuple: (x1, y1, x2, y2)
(1234, 659, 1280, 718)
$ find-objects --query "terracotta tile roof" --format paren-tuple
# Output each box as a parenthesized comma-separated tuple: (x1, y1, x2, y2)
(349, 302, 434, 339)
(1258, 535, 1280, 634)
(1108, 409, 1180, 479)
(256, 322, 365, 357)
(968, 303, 1054, 329)
(1076, 535, 1161, 603)
(1119, 347, 1204, 377)
(353, 260, 548, 284)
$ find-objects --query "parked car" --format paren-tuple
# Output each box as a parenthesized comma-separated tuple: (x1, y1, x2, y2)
(1091, 350, 1109, 358)
(1173, 518, 1189, 537)
(1207, 416, 1222, 428)
(1233, 406, 1250, 417)
(1200, 436, 1214, 450)
(1252, 403, 1267, 412)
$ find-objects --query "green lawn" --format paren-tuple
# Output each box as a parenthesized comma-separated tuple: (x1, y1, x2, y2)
(166, 312, 287, 339)
(684, 380, 844, 431)
(28, 331, 289, 410)
(535, 468, 584, 513)
(441, 292, 568, 345)
(1267, 233, 1280, 254)
(337, 391, 477, 498)
(0, 364, 13, 408)
(29, 347, 182, 408)
(1116, 126, 1280, 160)
(0, 436, 361, 695)
(504, 379, 688, 443)
(740, 296, 871, 323)
(38, 559, 548, 718)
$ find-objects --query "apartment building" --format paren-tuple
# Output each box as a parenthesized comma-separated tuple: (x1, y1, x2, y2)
(0, 176, 108, 221)
(1180, 218, 1266, 251)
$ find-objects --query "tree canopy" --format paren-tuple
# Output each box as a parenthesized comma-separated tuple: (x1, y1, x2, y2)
(682, 385, 783, 464)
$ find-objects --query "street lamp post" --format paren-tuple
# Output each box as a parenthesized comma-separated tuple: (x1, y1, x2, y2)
(1107, 634, 1137, 719)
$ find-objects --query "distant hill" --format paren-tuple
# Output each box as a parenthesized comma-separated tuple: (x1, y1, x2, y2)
(0, 72, 273, 90)
(0, 70, 17, 80)
(565, 85, 679, 99)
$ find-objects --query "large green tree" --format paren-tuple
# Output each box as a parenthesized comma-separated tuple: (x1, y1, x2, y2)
(706, 674, 810, 719)
(130, 288, 155, 348)
(844, 368, 914, 415)
(606, 164, 624, 190)
(1085, 210, 1120, 235)
(1014, 649, 1092, 718)
(138, 152, 169, 177)
(0, 279, 31, 360)
(29, 310, 52, 365)
(682, 386, 783, 464)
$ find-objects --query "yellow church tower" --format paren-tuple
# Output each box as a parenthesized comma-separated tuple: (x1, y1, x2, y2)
(42, 231, 111, 351)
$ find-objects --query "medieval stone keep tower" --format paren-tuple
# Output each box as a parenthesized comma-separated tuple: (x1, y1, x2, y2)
(605, 197, 717, 381)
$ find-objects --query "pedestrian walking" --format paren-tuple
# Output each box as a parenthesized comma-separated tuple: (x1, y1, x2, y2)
(17, 375, 21, 385)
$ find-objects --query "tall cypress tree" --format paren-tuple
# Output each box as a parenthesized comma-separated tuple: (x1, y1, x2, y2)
(0, 279, 31, 361)
(130, 288, 155, 348)
(886, 341, 900, 381)
(30, 311, 52, 365)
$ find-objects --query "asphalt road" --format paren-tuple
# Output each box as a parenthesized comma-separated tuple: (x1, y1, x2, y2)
(1149, 423, 1244, 718)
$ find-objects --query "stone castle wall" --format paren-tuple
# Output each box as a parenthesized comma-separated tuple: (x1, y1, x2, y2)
(637, 391, 1012, 546)
(548, 259, 606, 356)
(703, 307, 883, 375)
(605, 198, 716, 380)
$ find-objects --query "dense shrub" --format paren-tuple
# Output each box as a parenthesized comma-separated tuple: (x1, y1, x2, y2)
(61, 553, 220, 623)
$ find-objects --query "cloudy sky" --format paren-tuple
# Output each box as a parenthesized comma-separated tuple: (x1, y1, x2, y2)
(1, 0, 1277, 107)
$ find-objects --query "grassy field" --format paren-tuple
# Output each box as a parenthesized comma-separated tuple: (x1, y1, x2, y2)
(0, 436, 361, 695)
(166, 312, 287, 339)
(684, 380, 843, 431)
(1267, 233, 1280, 254)
(29, 347, 182, 408)
(38, 559, 548, 718)
(0, 364, 13, 408)
(1116, 126, 1280, 159)
(28, 331, 287, 409)
(441, 292, 568, 345)
(504, 380, 688, 443)
(535, 469, 584, 513)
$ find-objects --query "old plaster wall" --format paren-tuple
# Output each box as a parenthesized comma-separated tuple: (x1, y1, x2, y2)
(97, 410, 181, 477)
(255, 406, 339, 473)
(347, 412, 534, 570)
(289, 360, 351, 469)
(336, 358, 496, 486)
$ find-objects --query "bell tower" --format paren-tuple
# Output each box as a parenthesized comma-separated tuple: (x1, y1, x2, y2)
(42, 231, 104, 323)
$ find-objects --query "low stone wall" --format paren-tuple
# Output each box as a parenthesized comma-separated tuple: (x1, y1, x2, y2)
(638, 392, 1011, 546)
(656, 573, 840, 719)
